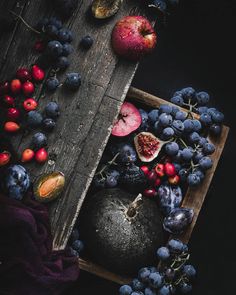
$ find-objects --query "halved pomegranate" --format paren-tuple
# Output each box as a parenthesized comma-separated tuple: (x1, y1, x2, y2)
(111, 102, 142, 137)
(134, 132, 165, 162)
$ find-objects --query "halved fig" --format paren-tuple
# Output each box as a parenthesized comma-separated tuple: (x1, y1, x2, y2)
(111, 102, 142, 137)
(33, 171, 65, 203)
(134, 132, 165, 162)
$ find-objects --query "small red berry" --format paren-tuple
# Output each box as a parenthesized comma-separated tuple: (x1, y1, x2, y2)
(143, 188, 157, 198)
(164, 163, 176, 177)
(3, 95, 15, 106)
(16, 68, 32, 82)
(22, 81, 34, 96)
(155, 163, 165, 177)
(35, 148, 48, 163)
(168, 174, 180, 185)
(147, 169, 157, 184)
(21, 148, 35, 162)
(0, 151, 11, 166)
(34, 40, 45, 52)
(154, 177, 161, 187)
(10, 79, 22, 94)
(0, 81, 10, 95)
(4, 121, 20, 133)
(140, 165, 149, 175)
(23, 98, 38, 111)
(7, 108, 20, 121)
(31, 65, 45, 82)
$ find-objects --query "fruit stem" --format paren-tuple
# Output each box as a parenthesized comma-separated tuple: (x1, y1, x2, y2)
(126, 193, 143, 218)
(178, 138, 188, 148)
(95, 153, 119, 176)
(9, 10, 41, 34)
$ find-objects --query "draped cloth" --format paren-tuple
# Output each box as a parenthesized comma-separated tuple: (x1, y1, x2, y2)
(0, 194, 79, 295)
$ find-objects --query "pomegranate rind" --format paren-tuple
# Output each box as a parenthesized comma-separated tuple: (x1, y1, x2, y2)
(134, 132, 165, 162)
(111, 102, 142, 137)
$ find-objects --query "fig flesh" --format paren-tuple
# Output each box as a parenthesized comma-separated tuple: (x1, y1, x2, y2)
(134, 132, 165, 162)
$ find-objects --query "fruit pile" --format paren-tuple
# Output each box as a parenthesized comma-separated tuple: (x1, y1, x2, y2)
(119, 239, 196, 295)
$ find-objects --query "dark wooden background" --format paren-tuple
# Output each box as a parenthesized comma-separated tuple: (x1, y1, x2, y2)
(1, 0, 235, 294)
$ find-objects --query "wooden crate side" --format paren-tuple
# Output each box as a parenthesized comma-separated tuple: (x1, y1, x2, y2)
(77, 88, 229, 284)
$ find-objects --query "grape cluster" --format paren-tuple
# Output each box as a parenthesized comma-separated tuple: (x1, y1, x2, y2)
(147, 101, 216, 186)
(68, 227, 84, 257)
(170, 87, 224, 136)
(119, 239, 196, 295)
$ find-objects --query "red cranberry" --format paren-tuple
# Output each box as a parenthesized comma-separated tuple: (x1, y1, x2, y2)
(143, 188, 157, 198)
(164, 163, 176, 177)
(10, 79, 22, 94)
(7, 108, 20, 121)
(140, 165, 149, 175)
(23, 98, 38, 111)
(16, 68, 32, 82)
(35, 148, 48, 163)
(3, 95, 15, 106)
(147, 169, 157, 184)
(22, 81, 34, 96)
(155, 163, 165, 177)
(31, 65, 45, 82)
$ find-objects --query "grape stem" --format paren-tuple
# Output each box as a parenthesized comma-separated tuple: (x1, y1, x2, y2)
(178, 138, 188, 148)
(9, 10, 41, 34)
(95, 153, 119, 177)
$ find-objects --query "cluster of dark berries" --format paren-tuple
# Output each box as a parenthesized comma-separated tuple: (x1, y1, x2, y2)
(119, 239, 196, 295)
(68, 227, 84, 257)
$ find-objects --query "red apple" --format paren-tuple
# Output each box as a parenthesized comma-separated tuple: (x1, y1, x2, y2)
(111, 16, 157, 61)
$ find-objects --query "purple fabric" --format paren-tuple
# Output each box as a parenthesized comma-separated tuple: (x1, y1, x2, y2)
(0, 193, 79, 295)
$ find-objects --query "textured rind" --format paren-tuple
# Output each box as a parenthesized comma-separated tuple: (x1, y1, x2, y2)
(80, 188, 164, 275)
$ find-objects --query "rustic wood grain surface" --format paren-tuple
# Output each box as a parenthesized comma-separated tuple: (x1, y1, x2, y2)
(0, 0, 154, 250)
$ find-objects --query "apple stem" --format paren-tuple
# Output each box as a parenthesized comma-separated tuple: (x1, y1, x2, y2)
(126, 193, 143, 218)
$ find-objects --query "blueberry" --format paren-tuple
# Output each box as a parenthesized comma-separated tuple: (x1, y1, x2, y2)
(175, 111, 187, 121)
(144, 287, 156, 295)
(105, 175, 118, 188)
(157, 285, 171, 295)
(42, 118, 56, 132)
(65, 72, 81, 90)
(178, 168, 189, 181)
(154, 121, 164, 135)
(183, 264, 197, 278)
(202, 142, 215, 155)
(108, 169, 120, 179)
(181, 148, 193, 162)
(197, 106, 208, 114)
(172, 120, 184, 136)
(170, 95, 184, 106)
(68, 247, 79, 257)
(46, 77, 60, 91)
(171, 105, 179, 116)
(159, 104, 172, 114)
(148, 109, 159, 124)
(180, 87, 196, 102)
(47, 40, 63, 57)
(211, 110, 224, 123)
(139, 109, 150, 131)
(44, 102, 60, 119)
(45, 24, 58, 38)
(72, 239, 84, 253)
(196, 91, 210, 105)
(62, 43, 74, 56)
(200, 112, 212, 126)
(162, 127, 174, 140)
(192, 119, 202, 132)
(27, 110, 43, 128)
(199, 156, 213, 170)
(187, 173, 201, 186)
(31, 132, 47, 149)
(209, 124, 222, 136)
(194, 169, 205, 180)
(117, 143, 137, 163)
(138, 267, 151, 283)
(159, 113, 173, 127)
(57, 28, 73, 43)
(188, 131, 200, 144)
(148, 272, 163, 289)
(119, 285, 133, 295)
(183, 119, 195, 133)
(165, 142, 179, 156)
(156, 247, 170, 261)
(55, 56, 70, 70)
(48, 17, 62, 29)
(131, 279, 145, 291)
(198, 137, 208, 147)
(193, 151, 204, 163)
(80, 35, 94, 49)
(173, 162, 181, 172)
(167, 239, 184, 253)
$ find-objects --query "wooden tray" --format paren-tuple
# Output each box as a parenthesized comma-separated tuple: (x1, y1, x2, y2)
(77, 86, 229, 285)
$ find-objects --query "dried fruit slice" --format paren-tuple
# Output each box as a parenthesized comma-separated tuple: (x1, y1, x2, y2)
(92, 0, 122, 19)
(34, 171, 65, 203)
(111, 102, 142, 137)
(134, 132, 165, 162)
